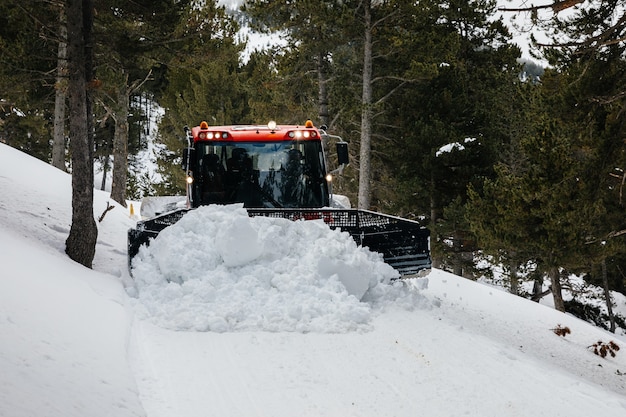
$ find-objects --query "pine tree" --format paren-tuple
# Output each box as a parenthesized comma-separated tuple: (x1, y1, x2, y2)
(389, 0, 521, 272)
(243, 0, 346, 127)
(153, 1, 243, 196)
(92, 0, 196, 206)
(0, 1, 59, 162)
(467, 66, 612, 311)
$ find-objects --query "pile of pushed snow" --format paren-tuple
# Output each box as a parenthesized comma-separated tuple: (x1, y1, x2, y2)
(128, 204, 428, 333)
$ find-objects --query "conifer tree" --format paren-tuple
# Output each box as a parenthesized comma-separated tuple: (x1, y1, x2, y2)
(0, 1, 60, 161)
(502, 0, 626, 306)
(153, 1, 243, 196)
(466, 66, 612, 311)
(245, 0, 433, 209)
(93, 0, 195, 206)
(243, 0, 346, 127)
(390, 0, 521, 272)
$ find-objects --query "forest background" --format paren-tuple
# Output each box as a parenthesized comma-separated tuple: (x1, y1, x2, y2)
(1, 0, 625, 332)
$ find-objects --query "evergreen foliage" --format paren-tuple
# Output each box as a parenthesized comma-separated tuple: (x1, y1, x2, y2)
(0, 1, 60, 161)
(153, 1, 243, 195)
(389, 0, 521, 273)
(467, 1, 626, 304)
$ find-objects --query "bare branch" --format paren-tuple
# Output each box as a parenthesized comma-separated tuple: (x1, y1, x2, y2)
(98, 201, 115, 223)
(590, 90, 626, 105)
(535, 12, 626, 53)
(128, 69, 153, 95)
(607, 169, 626, 206)
(607, 229, 626, 239)
(374, 80, 409, 106)
(585, 228, 626, 244)
(96, 98, 117, 123)
(371, 8, 400, 31)
(498, 0, 584, 13)
(552, 0, 585, 12)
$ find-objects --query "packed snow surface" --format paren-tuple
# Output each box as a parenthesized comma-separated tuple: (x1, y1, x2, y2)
(1, 142, 626, 417)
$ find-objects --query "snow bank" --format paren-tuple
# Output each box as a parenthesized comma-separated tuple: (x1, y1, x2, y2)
(129, 204, 427, 333)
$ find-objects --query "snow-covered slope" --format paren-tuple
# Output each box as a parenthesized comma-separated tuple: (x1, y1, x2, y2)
(1, 142, 625, 417)
(0, 144, 142, 417)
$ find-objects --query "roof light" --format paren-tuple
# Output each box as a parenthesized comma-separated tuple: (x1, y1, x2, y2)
(305, 120, 313, 128)
(198, 132, 207, 140)
(200, 121, 209, 129)
(268, 120, 277, 130)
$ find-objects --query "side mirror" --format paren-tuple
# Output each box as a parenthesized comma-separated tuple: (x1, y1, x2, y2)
(336, 142, 349, 166)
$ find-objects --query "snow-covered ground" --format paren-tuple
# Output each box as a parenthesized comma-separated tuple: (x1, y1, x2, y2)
(1, 141, 626, 417)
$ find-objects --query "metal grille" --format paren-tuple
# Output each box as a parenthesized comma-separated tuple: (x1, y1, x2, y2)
(246, 208, 418, 229)
(248, 209, 431, 276)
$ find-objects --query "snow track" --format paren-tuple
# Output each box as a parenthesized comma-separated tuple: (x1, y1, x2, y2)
(129, 315, 429, 417)
(127, 275, 626, 417)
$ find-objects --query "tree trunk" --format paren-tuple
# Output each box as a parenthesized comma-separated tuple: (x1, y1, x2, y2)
(531, 274, 544, 302)
(357, 0, 373, 210)
(317, 52, 329, 129)
(110, 81, 129, 207)
(509, 259, 519, 295)
(100, 155, 109, 191)
(548, 266, 566, 312)
(84, 0, 95, 213)
(430, 172, 441, 269)
(452, 229, 463, 277)
(52, 6, 68, 171)
(601, 259, 616, 333)
(65, 0, 97, 268)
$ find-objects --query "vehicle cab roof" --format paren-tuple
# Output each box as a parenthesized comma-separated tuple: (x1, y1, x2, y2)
(191, 120, 322, 143)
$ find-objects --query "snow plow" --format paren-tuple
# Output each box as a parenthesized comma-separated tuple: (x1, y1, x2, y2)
(128, 121, 431, 277)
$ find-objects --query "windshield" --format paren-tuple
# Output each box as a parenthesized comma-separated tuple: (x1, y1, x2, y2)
(191, 140, 329, 208)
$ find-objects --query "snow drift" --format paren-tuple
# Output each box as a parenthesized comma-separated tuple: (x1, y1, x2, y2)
(129, 204, 425, 333)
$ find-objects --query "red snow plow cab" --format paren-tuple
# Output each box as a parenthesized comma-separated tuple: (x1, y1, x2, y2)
(183, 120, 334, 209)
(128, 120, 431, 278)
